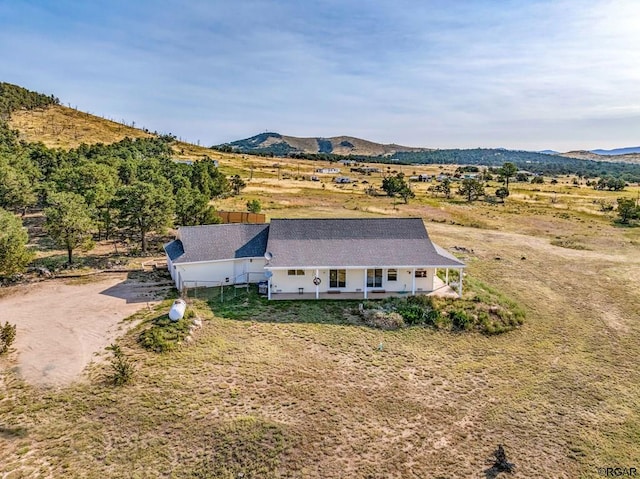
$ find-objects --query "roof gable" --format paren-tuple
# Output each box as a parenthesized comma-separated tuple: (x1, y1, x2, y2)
(166, 223, 269, 264)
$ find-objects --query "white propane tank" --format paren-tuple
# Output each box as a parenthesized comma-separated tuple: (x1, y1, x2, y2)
(169, 299, 187, 322)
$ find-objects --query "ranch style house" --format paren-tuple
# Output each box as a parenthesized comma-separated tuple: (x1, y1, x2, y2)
(164, 218, 465, 300)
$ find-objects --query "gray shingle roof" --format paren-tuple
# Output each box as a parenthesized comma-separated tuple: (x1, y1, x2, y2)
(264, 218, 464, 268)
(166, 223, 270, 264)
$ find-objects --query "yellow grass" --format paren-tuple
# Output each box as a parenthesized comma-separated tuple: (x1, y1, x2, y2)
(8, 105, 153, 149)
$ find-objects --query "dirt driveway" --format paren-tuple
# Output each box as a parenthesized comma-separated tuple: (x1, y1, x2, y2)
(0, 272, 171, 387)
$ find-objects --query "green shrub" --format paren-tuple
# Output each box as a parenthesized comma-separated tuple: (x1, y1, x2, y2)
(426, 309, 443, 327)
(138, 314, 192, 353)
(106, 344, 134, 386)
(396, 303, 427, 325)
(0, 321, 17, 354)
(450, 310, 472, 330)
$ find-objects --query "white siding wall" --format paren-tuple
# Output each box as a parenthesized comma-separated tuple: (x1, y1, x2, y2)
(174, 258, 266, 290)
(269, 267, 436, 294)
(175, 261, 235, 289)
(167, 257, 175, 281)
(246, 258, 268, 282)
(413, 268, 435, 292)
(270, 269, 317, 293)
(172, 262, 436, 295)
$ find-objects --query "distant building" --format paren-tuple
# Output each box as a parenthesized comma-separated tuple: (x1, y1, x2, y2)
(410, 174, 432, 182)
(333, 176, 352, 184)
(350, 167, 381, 174)
(315, 167, 341, 174)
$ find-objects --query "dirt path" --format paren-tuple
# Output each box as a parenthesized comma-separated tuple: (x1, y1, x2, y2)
(0, 273, 167, 387)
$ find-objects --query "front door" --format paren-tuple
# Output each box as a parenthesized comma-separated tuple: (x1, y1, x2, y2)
(329, 269, 346, 288)
(367, 269, 383, 288)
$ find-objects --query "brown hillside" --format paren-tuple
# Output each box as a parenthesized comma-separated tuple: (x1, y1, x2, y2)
(8, 104, 153, 149)
(242, 133, 430, 156)
(561, 150, 640, 164)
(7, 104, 239, 166)
(281, 134, 429, 156)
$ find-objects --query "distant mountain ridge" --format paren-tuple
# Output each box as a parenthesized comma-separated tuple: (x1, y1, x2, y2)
(591, 146, 640, 155)
(222, 133, 640, 166)
(222, 132, 430, 156)
(560, 150, 640, 164)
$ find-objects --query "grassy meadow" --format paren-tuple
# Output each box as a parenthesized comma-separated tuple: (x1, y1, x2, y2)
(1, 108, 640, 477)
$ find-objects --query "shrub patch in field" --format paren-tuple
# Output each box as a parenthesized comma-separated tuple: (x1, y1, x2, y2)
(137, 305, 198, 352)
(359, 278, 524, 334)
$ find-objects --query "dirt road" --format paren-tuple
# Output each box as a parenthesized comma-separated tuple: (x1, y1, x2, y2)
(0, 273, 168, 387)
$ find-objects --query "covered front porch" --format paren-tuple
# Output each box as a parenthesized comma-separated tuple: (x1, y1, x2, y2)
(269, 276, 460, 300)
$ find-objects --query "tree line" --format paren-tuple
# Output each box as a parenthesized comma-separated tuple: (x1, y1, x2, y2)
(0, 84, 246, 276)
(0, 82, 59, 120)
(379, 162, 638, 224)
(221, 141, 640, 183)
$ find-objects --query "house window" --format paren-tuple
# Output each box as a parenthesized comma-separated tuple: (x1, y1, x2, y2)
(329, 269, 346, 288)
(415, 269, 427, 278)
(387, 269, 397, 281)
(287, 269, 305, 276)
(367, 269, 383, 288)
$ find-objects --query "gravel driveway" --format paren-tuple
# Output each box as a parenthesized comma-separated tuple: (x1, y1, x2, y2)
(0, 273, 169, 387)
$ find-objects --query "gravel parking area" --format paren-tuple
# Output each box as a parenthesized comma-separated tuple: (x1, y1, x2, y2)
(0, 273, 169, 387)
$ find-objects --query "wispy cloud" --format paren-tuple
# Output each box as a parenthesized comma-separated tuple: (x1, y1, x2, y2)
(0, 0, 638, 150)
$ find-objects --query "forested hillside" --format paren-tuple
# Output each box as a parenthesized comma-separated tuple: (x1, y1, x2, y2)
(0, 83, 234, 275)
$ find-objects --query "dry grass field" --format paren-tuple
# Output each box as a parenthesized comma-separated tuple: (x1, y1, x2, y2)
(2, 107, 640, 477)
(7, 105, 235, 165)
(8, 105, 153, 149)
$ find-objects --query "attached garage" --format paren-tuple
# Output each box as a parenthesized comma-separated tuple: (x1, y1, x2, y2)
(164, 223, 269, 290)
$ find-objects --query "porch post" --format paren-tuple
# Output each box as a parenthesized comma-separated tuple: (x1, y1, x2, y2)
(445, 268, 449, 285)
(363, 269, 368, 299)
(268, 277, 272, 300)
(458, 268, 463, 297)
(315, 269, 319, 299)
(411, 268, 416, 295)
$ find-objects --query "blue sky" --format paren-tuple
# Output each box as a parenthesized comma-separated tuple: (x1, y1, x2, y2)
(1, 0, 638, 151)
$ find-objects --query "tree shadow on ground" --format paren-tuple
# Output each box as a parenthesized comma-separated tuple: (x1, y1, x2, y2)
(99, 270, 174, 304)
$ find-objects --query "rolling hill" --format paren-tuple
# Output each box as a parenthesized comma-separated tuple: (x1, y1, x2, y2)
(221, 132, 430, 156)
(560, 150, 640, 164)
(591, 146, 640, 155)
(3, 93, 229, 164)
(223, 132, 640, 168)
(8, 104, 153, 149)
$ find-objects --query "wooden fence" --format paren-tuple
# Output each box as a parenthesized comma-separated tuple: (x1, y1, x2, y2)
(217, 211, 266, 224)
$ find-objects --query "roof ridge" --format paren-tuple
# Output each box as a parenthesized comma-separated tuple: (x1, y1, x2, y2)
(270, 217, 422, 221)
(179, 223, 269, 229)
